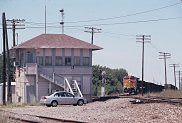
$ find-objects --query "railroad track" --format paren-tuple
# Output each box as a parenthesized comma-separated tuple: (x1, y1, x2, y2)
(93, 94, 182, 106)
(0, 110, 86, 123)
(129, 96, 182, 106)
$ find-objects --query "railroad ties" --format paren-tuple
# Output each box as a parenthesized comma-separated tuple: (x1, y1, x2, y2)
(130, 96, 182, 106)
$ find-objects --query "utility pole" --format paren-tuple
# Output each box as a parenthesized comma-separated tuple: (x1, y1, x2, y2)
(16, 33, 18, 45)
(84, 27, 101, 44)
(180, 77, 182, 90)
(169, 64, 179, 90)
(176, 71, 182, 90)
(5, 20, 11, 104)
(2, 12, 7, 105)
(59, 9, 64, 34)
(136, 35, 151, 96)
(6, 19, 25, 47)
(2, 13, 12, 104)
(159, 52, 171, 89)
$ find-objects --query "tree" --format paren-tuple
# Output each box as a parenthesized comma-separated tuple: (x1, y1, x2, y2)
(92, 65, 128, 95)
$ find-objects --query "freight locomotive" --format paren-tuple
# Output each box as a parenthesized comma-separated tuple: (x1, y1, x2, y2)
(122, 76, 138, 94)
(122, 75, 177, 94)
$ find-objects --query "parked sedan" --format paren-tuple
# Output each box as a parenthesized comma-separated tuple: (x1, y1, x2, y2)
(40, 91, 87, 107)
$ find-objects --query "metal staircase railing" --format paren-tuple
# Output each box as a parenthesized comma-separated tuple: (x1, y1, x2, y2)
(39, 71, 64, 88)
(72, 80, 83, 97)
(38, 70, 83, 97)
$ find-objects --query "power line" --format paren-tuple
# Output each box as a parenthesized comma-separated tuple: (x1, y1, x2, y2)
(65, 1, 182, 23)
(64, 17, 182, 28)
(23, 16, 182, 29)
(22, 1, 182, 25)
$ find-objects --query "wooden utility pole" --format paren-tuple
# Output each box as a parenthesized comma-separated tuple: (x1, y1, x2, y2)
(176, 71, 182, 90)
(169, 64, 179, 90)
(2, 12, 7, 105)
(6, 19, 25, 46)
(2, 13, 12, 104)
(136, 35, 151, 96)
(84, 27, 101, 44)
(159, 52, 171, 89)
(5, 22, 12, 104)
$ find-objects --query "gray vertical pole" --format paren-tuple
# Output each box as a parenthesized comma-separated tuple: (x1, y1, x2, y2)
(12, 19, 16, 46)
(179, 71, 181, 90)
(91, 27, 94, 44)
(164, 55, 167, 89)
(2, 12, 6, 105)
(141, 35, 144, 96)
(5, 15, 12, 103)
(45, 5, 46, 34)
(174, 66, 177, 90)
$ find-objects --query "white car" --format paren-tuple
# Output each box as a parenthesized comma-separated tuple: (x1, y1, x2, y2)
(40, 91, 87, 107)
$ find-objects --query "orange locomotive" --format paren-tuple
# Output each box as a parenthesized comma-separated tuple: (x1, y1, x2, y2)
(122, 76, 137, 94)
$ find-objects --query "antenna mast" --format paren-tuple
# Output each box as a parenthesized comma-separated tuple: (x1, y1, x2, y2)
(60, 9, 64, 34)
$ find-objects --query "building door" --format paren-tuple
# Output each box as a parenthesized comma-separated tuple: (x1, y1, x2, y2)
(26, 85, 36, 103)
(83, 76, 91, 94)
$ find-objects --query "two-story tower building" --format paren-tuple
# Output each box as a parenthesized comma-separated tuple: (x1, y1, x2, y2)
(12, 34, 102, 103)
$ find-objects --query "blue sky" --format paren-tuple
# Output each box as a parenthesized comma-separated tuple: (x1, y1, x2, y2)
(0, 0, 182, 87)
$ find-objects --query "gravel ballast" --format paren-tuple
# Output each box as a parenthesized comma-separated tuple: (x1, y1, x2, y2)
(1, 98, 182, 123)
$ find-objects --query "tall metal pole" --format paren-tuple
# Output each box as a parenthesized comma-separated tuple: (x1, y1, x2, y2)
(136, 35, 151, 96)
(45, 2, 47, 34)
(60, 9, 64, 34)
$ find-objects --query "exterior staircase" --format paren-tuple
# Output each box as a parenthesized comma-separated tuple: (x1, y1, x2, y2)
(39, 71, 83, 97)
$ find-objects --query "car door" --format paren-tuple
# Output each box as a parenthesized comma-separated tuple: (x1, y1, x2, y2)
(53, 93, 61, 104)
(63, 92, 75, 104)
(57, 92, 66, 104)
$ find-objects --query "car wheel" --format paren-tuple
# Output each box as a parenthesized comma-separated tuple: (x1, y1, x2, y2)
(77, 99, 84, 106)
(51, 101, 58, 107)
(46, 104, 51, 107)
